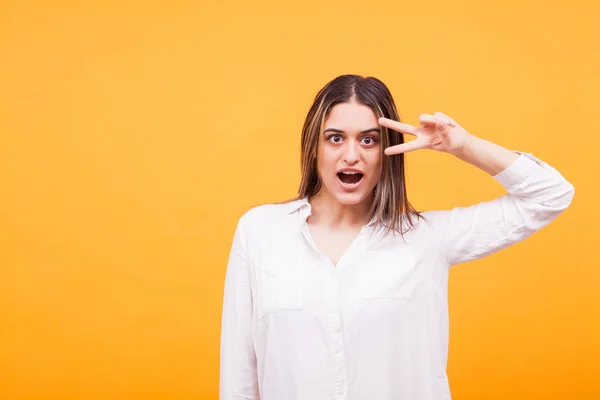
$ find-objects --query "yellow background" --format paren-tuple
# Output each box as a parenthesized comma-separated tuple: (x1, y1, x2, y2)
(1, 1, 598, 399)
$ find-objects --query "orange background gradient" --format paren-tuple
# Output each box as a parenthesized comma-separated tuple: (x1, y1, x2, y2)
(1, 1, 598, 399)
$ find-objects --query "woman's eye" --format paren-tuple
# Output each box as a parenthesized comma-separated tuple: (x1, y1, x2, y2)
(327, 135, 376, 145)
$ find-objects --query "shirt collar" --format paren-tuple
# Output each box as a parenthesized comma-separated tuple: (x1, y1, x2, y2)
(285, 197, 310, 214)
(285, 196, 378, 227)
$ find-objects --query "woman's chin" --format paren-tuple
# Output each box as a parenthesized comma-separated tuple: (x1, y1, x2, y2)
(333, 191, 371, 206)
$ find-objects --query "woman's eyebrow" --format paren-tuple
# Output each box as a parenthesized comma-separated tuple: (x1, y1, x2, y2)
(323, 128, 381, 134)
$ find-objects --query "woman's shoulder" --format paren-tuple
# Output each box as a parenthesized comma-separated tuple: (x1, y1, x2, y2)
(402, 209, 453, 234)
(237, 197, 306, 228)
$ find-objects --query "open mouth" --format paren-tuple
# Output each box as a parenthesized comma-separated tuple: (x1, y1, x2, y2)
(337, 171, 363, 185)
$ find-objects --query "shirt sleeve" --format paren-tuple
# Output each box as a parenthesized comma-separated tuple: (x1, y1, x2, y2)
(219, 215, 260, 399)
(425, 152, 575, 266)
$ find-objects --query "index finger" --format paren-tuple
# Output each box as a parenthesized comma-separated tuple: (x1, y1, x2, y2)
(378, 117, 418, 136)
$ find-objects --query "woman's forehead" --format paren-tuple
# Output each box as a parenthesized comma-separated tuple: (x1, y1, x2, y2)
(325, 102, 379, 130)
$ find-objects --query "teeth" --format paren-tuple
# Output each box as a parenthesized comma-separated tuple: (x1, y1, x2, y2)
(341, 171, 359, 174)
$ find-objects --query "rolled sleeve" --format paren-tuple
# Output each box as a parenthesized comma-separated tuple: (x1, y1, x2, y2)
(428, 152, 575, 266)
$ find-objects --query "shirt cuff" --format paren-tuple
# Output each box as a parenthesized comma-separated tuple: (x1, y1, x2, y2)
(492, 151, 560, 188)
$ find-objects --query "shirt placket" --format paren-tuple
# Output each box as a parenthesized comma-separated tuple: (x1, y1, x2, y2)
(298, 211, 349, 400)
(328, 268, 347, 400)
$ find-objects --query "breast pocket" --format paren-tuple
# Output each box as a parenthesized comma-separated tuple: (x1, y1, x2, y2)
(256, 255, 304, 319)
(357, 248, 415, 301)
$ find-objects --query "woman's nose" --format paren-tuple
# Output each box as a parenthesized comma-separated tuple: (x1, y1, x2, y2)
(343, 141, 360, 164)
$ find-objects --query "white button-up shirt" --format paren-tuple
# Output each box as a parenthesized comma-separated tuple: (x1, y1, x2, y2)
(219, 152, 574, 400)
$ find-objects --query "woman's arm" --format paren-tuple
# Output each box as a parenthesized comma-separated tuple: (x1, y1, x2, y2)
(219, 215, 260, 399)
(426, 151, 574, 265)
(448, 133, 520, 176)
(379, 112, 575, 265)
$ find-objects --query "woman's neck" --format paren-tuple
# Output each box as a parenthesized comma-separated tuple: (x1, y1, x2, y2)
(307, 190, 373, 230)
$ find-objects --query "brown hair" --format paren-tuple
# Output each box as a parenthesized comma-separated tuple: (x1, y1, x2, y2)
(288, 74, 423, 237)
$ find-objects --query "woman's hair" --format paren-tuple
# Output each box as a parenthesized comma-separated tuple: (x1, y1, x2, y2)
(291, 74, 422, 237)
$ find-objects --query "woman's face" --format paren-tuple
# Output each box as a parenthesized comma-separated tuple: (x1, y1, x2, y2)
(317, 100, 383, 206)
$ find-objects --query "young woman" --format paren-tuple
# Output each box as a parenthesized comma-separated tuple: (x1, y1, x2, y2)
(219, 75, 574, 400)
